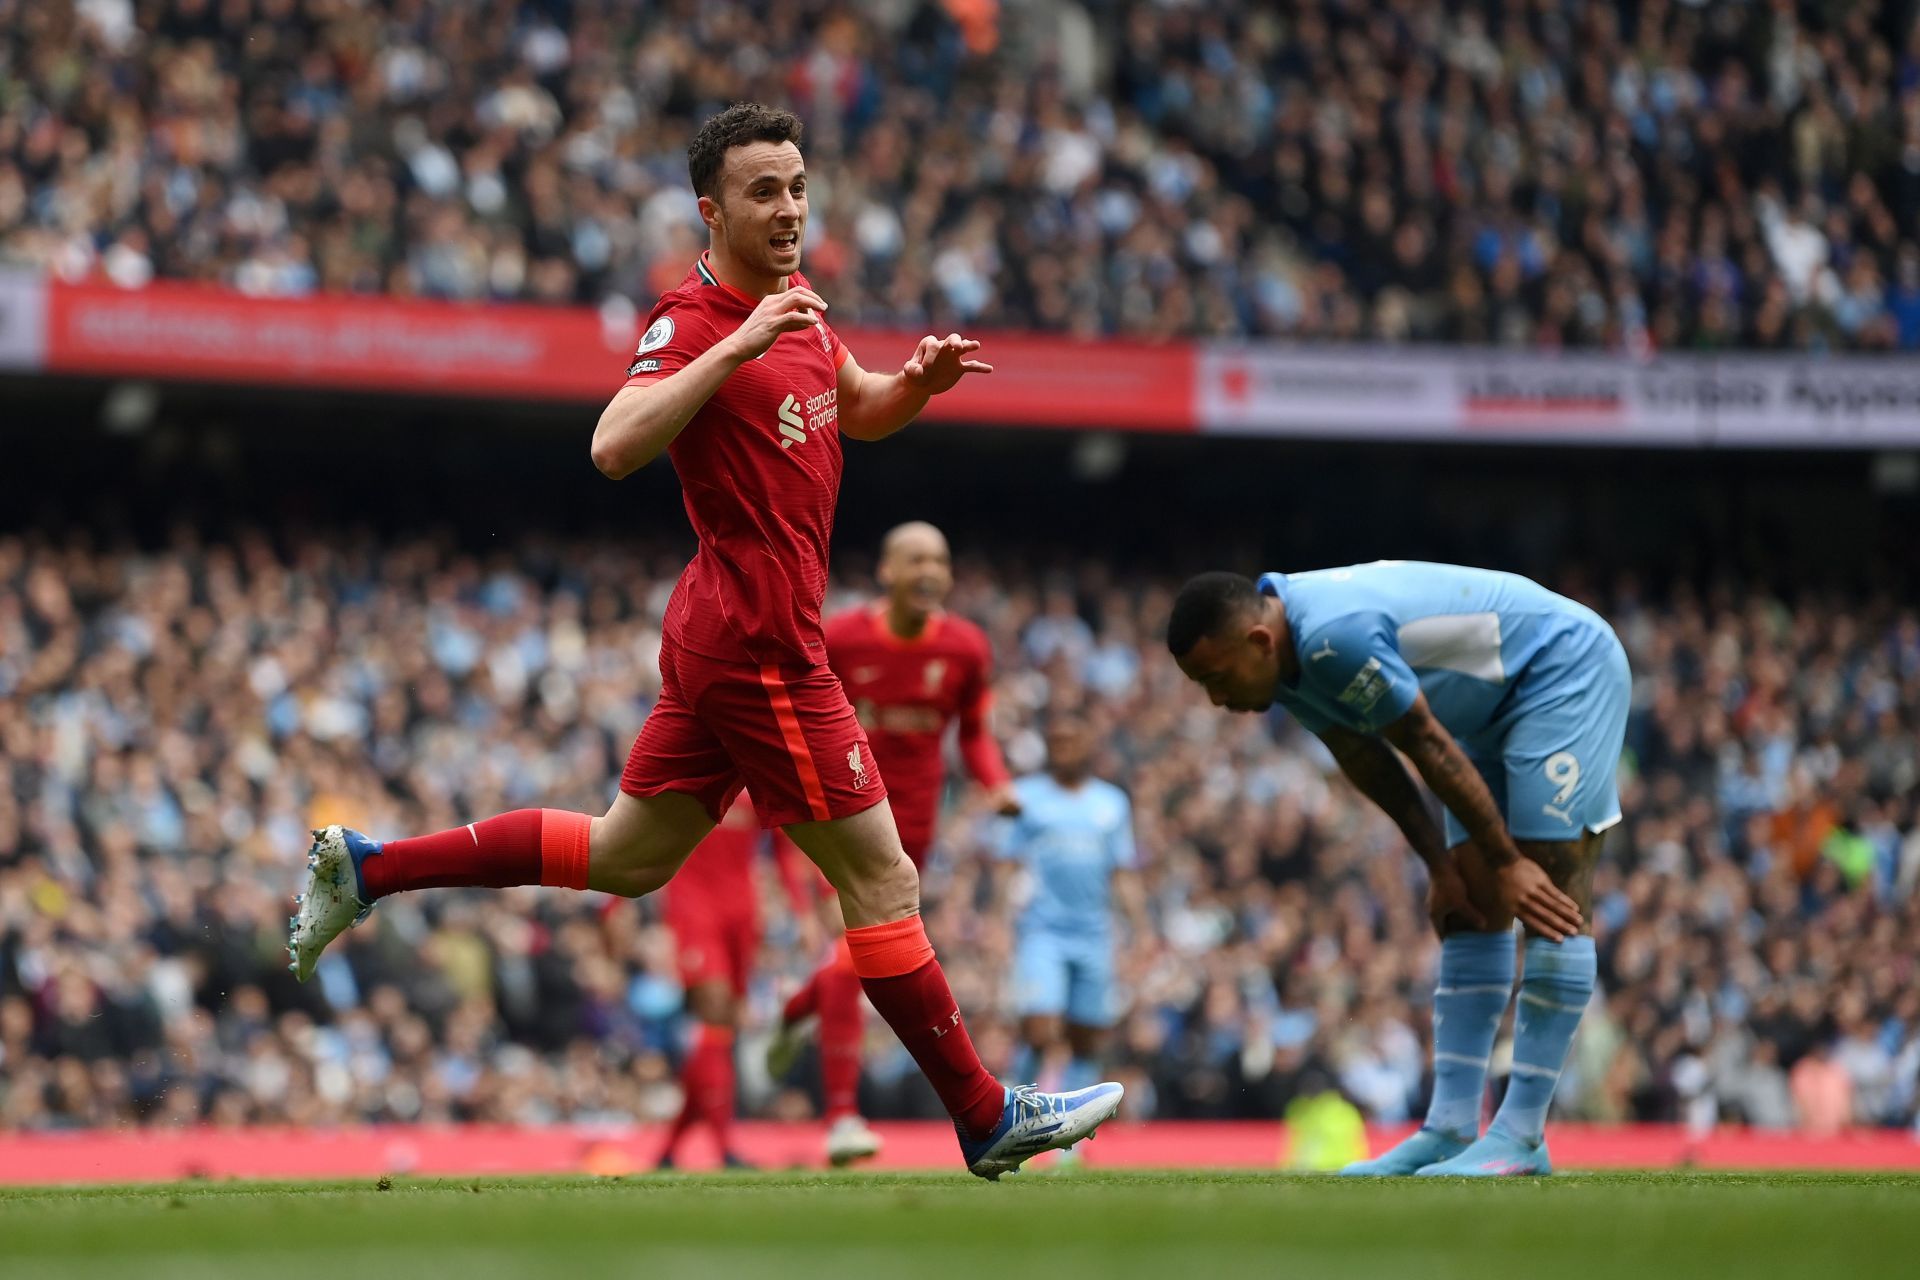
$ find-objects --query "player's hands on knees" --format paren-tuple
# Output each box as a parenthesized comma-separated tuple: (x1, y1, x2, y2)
(1426, 859, 1487, 939)
(733, 286, 829, 360)
(902, 333, 992, 394)
(1498, 859, 1583, 942)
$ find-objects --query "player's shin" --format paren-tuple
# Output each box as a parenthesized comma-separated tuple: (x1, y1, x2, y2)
(1425, 931, 1517, 1141)
(661, 1022, 737, 1167)
(844, 916, 1005, 1140)
(358, 808, 591, 899)
(815, 945, 865, 1122)
(1488, 936, 1597, 1146)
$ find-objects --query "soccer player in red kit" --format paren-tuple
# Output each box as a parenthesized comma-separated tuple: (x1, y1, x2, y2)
(656, 793, 764, 1170)
(287, 102, 1121, 1178)
(768, 521, 1020, 1166)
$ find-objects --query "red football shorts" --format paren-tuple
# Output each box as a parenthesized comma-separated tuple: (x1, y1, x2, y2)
(665, 892, 758, 996)
(622, 640, 888, 830)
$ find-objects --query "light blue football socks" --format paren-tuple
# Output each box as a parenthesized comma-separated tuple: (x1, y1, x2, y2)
(1488, 935, 1596, 1146)
(1425, 930, 1517, 1141)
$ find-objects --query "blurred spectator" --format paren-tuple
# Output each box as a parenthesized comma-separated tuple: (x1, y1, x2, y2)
(2, 522, 1919, 1136)
(1790, 1045, 1854, 1137)
(6, 1, 1920, 349)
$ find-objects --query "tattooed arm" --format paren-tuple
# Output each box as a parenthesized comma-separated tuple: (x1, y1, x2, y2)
(1321, 723, 1487, 936)
(1376, 700, 1521, 868)
(1379, 695, 1582, 940)
(1318, 725, 1450, 870)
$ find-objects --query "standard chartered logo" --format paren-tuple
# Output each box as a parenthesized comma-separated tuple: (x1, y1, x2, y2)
(775, 388, 838, 448)
(776, 393, 807, 448)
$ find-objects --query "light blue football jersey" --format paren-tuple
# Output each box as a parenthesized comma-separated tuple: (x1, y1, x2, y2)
(997, 774, 1136, 937)
(1259, 561, 1618, 755)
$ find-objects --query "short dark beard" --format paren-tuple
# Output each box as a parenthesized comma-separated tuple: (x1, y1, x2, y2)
(1269, 596, 1301, 688)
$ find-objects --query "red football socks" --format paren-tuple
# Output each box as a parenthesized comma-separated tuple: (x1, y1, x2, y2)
(845, 917, 1004, 1140)
(815, 940, 865, 1122)
(659, 1084, 697, 1161)
(690, 1024, 736, 1152)
(658, 1024, 736, 1163)
(358, 809, 591, 900)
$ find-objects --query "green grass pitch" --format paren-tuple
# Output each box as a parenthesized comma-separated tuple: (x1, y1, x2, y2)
(3, 1171, 1916, 1279)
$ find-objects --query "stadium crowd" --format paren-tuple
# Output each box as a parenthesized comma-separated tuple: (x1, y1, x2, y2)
(6, 0, 1920, 350)
(2, 525, 1918, 1136)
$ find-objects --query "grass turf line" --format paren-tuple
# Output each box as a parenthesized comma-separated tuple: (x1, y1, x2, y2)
(2, 1171, 1916, 1280)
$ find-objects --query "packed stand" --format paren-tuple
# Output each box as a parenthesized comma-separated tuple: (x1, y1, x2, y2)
(6, 0, 1920, 350)
(2, 526, 1919, 1133)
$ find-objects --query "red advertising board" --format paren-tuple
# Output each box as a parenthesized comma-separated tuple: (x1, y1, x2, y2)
(43, 278, 652, 401)
(18, 271, 1920, 445)
(2, 1122, 1916, 1184)
(39, 277, 1195, 432)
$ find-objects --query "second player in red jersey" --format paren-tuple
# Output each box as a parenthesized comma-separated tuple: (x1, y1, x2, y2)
(770, 522, 1019, 1166)
(828, 525, 1015, 863)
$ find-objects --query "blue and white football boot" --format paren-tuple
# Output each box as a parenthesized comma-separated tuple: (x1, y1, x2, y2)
(959, 1082, 1124, 1181)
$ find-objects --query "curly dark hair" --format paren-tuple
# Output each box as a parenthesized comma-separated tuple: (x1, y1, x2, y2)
(687, 103, 804, 199)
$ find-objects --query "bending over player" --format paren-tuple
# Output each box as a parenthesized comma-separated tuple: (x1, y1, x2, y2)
(1168, 562, 1628, 1177)
(289, 102, 1121, 1179)
(767, 520, 1020, 1166)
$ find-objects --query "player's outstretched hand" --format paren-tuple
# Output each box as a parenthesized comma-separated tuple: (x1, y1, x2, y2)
(1426, 858, 1487, 938)
(734, 286, 829, 360)
(1498, 859, 1583, 942)
(983, 781, 1023, 817)
(902, 333, 992, 394)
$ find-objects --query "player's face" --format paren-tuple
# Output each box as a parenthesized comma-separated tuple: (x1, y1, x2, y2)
(879, 531, 953, 614)
(1176, 629, 1280, 713)
(1046, 720, 1094, 776)
(706, 141, 807, 279)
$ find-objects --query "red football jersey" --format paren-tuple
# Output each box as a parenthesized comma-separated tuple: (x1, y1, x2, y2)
(824, 604, 1010, 855)
(669, 792, 763, 919)
(624, 252, 852, 665)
